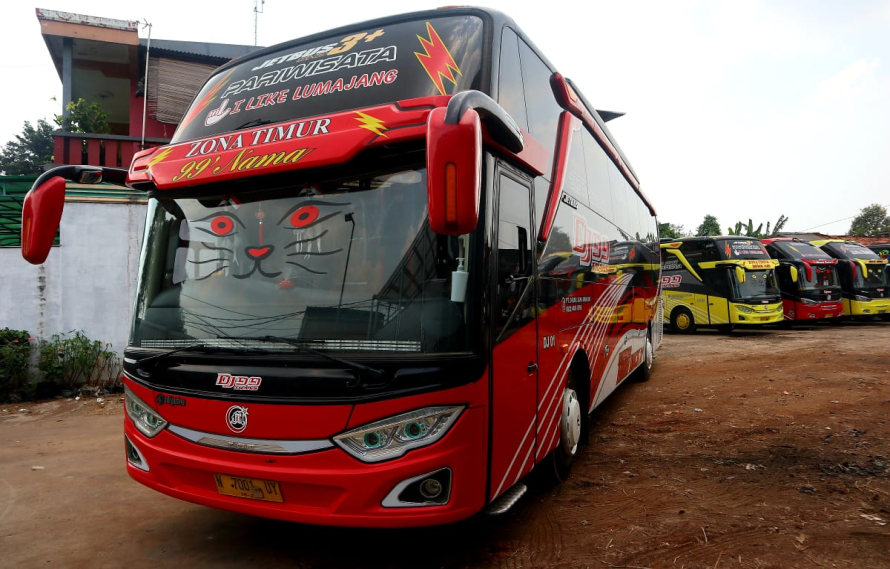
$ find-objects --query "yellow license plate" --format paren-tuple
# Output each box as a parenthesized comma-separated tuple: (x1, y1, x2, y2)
(214, 473, 283, 503)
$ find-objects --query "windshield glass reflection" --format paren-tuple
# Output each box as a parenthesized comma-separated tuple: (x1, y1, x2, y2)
(132, 167, 470, 353)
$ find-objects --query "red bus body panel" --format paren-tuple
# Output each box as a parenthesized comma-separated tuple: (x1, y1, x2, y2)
(125, 376, 489, 528)
(782, 299, 844, 321)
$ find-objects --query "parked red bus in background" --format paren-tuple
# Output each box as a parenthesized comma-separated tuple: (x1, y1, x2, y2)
(21, 7, 659, 527)
(761, 238, 844, 323)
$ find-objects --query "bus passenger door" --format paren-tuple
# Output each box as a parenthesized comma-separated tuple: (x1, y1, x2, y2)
(489, 171, 538, 501)
(702, 271, 730, 325)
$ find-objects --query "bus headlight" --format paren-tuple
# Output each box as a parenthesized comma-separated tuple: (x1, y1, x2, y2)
(736, 305, 755, 314)
(124, 387, 168, 438)
(801, 298, 817, 306)
(333, 406, 464, 463)
(855, 295, 870, 302)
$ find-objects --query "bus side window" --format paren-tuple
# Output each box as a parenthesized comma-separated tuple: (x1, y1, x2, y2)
(497, 27, 528, 133)
(700, 241, 719, 262)
(681, 241, 703, 262)
(518, 38, 562, 180)
(581, 130, 614, 222)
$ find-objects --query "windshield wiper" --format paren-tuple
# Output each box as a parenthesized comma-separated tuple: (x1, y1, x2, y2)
(132, 343, 270, 375)
(234, 118, 273, 131)
(252, 335, 386, 385)
(134, 344, 214, 370)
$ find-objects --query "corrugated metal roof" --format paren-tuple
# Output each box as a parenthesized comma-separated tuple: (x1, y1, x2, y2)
(141, 39, 262, 62)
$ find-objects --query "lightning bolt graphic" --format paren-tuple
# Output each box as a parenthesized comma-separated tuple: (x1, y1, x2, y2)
(177, 70, 235, 133)
(354, 111, 388, 137)
(415, 22, 462, 96)
(147, 147, 174, 168)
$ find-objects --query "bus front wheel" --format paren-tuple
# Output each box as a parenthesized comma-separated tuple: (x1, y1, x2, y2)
(671, 307, 696, 334)
(546, 369, 582, 484)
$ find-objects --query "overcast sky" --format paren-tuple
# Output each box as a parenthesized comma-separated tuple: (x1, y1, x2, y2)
(2, 0, 888, 235)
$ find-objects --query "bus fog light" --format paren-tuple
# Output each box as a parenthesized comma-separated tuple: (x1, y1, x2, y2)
(125, 435, 150, 472)
(382, 468, 453, 508)
(420, 478, 443, 499)
(334, 406, 464, 463)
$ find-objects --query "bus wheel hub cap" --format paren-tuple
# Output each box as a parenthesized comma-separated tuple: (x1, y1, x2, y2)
(561, 388, 581, 456)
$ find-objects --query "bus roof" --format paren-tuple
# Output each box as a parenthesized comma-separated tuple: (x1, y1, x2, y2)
(661, 236, 763, 244)
(215, 6, 510, 77)
(209, 6, 639, 180)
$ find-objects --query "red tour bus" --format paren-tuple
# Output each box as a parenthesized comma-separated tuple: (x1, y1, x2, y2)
(761, 238, 844, 322)
(21, 7, 659, 527)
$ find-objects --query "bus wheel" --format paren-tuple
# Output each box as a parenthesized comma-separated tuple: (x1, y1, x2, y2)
(547, 369, 582, 483)
(631, 330, 654, 382)
(671, 308, 696, 334)
(716, 324, 735, 333)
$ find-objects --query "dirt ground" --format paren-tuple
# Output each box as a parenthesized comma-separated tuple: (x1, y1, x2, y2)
(1, 322, 888, 569)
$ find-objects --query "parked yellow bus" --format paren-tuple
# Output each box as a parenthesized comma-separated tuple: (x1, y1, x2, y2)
(660, 237, 782, 333)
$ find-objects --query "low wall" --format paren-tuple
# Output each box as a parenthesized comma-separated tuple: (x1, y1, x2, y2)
(1, 200, 147, 355)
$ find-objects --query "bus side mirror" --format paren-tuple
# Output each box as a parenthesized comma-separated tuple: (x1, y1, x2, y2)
(426, 106, 481, 235)
(735, 266, 746, 284)
(789, 265, 798, 283)
(21, 176, 66, 264)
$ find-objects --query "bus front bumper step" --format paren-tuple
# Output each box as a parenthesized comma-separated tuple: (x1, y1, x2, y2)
(485, 482, 527, 515)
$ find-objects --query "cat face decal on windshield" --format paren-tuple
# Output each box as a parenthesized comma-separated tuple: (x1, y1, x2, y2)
(186, 199, 352, 282)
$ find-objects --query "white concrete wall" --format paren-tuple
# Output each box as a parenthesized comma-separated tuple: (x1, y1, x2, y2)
(1, 201, 147, 355)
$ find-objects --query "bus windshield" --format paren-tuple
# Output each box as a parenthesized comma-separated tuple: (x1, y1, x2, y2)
(131, 165, 470, 353)
(717, 239, 771, 260)
(171, 15, 484, 144)
(855, 264, 888, 289)
(729, 269, 778, 300)
(799, 265, 839, 291)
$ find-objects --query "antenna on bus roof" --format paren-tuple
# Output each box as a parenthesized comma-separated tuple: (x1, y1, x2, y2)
(597, 110, 625, 123)
(254, 0, 265, 46)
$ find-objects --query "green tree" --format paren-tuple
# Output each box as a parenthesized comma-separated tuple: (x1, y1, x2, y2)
(695, 214, 721, 236)
(848, 204, 890, 237)
(658, 222, 686, 238)
(0, 119, 55, 175)
(726, 215, 789, 238)
(55, 98, 110, 134)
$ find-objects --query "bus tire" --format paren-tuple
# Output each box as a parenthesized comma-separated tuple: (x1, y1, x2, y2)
(631, 329, 654, 382)
(671, 307, 696, 334)
(546, 369, 582, 484)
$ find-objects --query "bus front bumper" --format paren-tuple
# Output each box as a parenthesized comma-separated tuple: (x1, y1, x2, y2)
(846, 297, 890, 317)
(123, 406, 487, 528)
(785, 300, 844, 321)
(730, 302, 784, 324)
